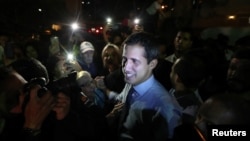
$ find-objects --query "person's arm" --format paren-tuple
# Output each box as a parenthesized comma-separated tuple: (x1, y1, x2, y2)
(155, 2, 166, 18)
(95, 76, 119, 101)
(105, 102, 124, 118)
(22, 85, 56, 140)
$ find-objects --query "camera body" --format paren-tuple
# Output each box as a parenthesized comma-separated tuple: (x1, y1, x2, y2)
(23, 71, 81, 102)
(22, 71, 82, 111)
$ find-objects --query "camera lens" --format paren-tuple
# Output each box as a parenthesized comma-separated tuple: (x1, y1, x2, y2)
(37, 87, 48, 97)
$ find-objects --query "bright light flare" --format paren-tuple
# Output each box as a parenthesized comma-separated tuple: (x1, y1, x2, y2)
(228, 15, 236, 20)
(106, 17, 112, 24)
(161, 5, 168, 10)
(67, 53, 74, 61)
(134, 18, 140, 25)
(71, 23, 79, 30)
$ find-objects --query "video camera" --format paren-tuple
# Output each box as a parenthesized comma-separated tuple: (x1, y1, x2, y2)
(23, 71, 81, 105)
(22, 70, 97, 114)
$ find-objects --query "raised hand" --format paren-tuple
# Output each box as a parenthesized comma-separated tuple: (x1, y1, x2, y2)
(23, 85, 56, 129)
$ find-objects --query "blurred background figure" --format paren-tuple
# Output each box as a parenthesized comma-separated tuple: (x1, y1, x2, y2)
(49, 36, 66, 57)
(101, 43, 121, 74)
(142, 0, 165, 34)
(165, 27, 194, 64)
(0, 66, 56, 140)
(24, 44, 39, 59)
(169, 48, 208, 124)
(0, 44, 4, 67)
(100, 43, 125, 94)
(21, 39, 44, 63)
(8, 57, 49, 84)
(46, 54, 77, 81)
(122, 10, 137, 31)
(195, 92, 250, 139)
(76, 70, 108, 112)
(76, 41, 100, 79)
(0, 34, 9, 66)
(226, 47, 250, 97)
(3, 41, 24, 66)
(215, 33, 234, 62)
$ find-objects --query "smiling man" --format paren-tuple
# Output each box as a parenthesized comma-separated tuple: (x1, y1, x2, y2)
(108, 32, 182, 141)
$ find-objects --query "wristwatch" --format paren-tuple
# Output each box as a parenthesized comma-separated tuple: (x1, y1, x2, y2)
(22, 128, 41, 136)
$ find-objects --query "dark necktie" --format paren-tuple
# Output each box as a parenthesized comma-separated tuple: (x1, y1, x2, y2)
(126, 87, 138, 106)
(118, 87, 138, 131)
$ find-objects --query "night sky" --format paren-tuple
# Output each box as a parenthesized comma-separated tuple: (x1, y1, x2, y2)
(0, 0, 156, 33)
(1, 0, 249, 34)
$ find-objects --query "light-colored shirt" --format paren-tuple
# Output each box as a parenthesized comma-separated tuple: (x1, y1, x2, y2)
(169, 88, 203, 119)
(165, 53, 177, 63)
(116, 75, 182, 138)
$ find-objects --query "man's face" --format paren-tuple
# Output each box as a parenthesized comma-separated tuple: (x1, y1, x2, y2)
(174, 31, 192, 52)
(0, 72, 27, 114)
(227, 58, 250, 91)
(227, 58, 250, 80)
(122, 45, 153, 86)
(81, 50, 94, 65)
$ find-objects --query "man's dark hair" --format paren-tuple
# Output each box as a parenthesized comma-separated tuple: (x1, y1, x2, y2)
(177, 27, 194, 41)
(8, 57, 49, 83)
(123, 32, 159, 63)
(174, 49, 208, 88)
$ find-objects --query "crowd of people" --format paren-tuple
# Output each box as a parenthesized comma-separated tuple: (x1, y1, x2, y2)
(1, 1, 250, 140)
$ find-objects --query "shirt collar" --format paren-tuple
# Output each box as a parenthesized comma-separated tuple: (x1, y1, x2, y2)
(133, 75, 155, 96)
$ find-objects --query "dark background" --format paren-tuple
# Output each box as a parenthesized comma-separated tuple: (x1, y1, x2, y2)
(0, 0, 154, 33)
(0, 0, 249, 36)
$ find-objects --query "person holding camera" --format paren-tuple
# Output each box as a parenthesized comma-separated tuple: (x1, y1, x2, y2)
(0, 66, 93, 141)
(1, 58, 109, 141)
(0, 66, 56, 141)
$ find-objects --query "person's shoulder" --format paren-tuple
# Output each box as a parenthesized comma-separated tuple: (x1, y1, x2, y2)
(148, 80, 169, 96)
(150, 78, 176, 98)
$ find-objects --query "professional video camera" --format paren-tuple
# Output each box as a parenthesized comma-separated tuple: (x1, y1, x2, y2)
(23, 71, 81, 104)
(22, 70, 95, 116)
(21, 71, 84, 111)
